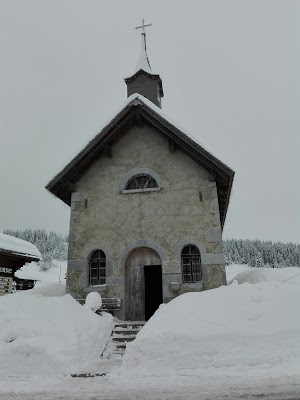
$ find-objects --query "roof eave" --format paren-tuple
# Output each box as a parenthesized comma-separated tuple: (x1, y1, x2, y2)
(0, 248, 41, 262)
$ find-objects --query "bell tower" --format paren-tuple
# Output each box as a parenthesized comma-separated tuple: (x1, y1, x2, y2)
(124, 19, 164, 108)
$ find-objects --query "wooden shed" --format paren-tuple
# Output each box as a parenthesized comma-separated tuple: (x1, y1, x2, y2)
(0, 233, 41, 295)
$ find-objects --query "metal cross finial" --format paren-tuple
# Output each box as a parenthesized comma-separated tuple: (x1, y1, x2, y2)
(135, 19, 152, 35)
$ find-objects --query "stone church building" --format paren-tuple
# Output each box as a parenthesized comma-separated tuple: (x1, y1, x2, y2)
(46, 23, 234, 321)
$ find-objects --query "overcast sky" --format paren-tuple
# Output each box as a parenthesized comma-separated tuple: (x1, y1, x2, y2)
(0, 0, 299, 243)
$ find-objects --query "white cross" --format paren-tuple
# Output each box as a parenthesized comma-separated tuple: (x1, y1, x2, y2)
(135, 19, 152, 35)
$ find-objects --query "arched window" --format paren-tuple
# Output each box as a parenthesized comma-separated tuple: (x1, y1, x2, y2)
(89, 250, 106, 286)
(125, 174, 158, 190)
(181, 245, 202, 283)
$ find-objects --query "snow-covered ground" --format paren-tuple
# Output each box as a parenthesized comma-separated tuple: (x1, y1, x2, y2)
(0, 288, 113, 379)
(0, 264, 299, 399)
(121, 266, 299, 377)
(15, 260, 67, 284)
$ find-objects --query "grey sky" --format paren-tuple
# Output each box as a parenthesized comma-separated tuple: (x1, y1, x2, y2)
(0, 0, 299, 242)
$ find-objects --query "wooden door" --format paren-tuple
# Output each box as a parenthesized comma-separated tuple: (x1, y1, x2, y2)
(125, 247, 161, 321)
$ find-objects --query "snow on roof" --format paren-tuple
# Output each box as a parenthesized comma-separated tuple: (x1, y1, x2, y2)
(123, 28, 160, 78)
(123, 94, 221, 160)
(46, 92, 233, 194)
(0, 233, 41, 259)
(48, 93, 204, 179)
(132, 94, 206, 148)
(135, 34, 152, 74)
(15, 260, 67, 282)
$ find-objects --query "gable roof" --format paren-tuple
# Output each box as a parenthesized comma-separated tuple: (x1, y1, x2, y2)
(46, 94, 234, 229)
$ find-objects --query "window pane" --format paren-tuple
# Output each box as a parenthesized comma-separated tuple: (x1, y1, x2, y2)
(127, 178, 138, 190)
(191, 257, 201, 282)
(182, 246, 190, 255)
(183, 274, 192, 283)
(91, 250, 100, 260)
(190, 246, 200, 255)
(90, 277, 98, 286)
(126, 174, 158, 190)
(90, 270, 98, 279)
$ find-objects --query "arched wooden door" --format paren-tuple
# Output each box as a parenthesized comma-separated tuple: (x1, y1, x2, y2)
(125, 247, 162, 321)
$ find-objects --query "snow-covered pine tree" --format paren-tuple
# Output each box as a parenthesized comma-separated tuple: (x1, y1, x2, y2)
(255, 251, 264, 268)
(223, 239, 299, 268)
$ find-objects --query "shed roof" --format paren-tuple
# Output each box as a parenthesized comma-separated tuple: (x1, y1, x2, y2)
(46, 94, 234, 228)
(0, 233, 41, 261)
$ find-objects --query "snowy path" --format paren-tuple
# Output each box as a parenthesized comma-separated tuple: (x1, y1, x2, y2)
(0, 374, 299, 400)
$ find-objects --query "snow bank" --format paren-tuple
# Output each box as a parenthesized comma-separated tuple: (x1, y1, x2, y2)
(232, 266, 300, 285)
(15, 260, 67, 283)
(22, 282, 66, 297)
(0, 292, 113, 377)
(0, 233, 41, 259)
(121, 270, 300, 376)
(225, 263, 253, 282)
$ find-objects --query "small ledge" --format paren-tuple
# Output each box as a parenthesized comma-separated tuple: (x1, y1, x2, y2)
(122, 187, 161, 194)
(83, 285, 107, 293)
(182, 282, 203, 290)
(90, 284, 106, 287)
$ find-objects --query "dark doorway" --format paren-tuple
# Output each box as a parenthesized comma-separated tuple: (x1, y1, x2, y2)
(125, 247, 161, 321)
(144, 265, 163, 321)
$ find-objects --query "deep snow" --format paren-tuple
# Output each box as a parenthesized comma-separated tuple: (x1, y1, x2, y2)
(0, 291, 113, 377)
(120, 266, 300, 377)
(0, 264, 299, 398)
(15, 259, 67, 283)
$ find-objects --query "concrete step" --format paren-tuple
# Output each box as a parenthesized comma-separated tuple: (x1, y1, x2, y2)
(114, 329, 140, 335)
(112, 336, 135, 343)
(116, 344, 126, 350)
(101, 321, 146, 359)
(115, 322, 145, 329)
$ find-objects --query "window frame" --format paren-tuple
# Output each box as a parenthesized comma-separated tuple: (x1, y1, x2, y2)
(119, 168, 163, 194)
(89, 250, 106, 286)
(181, 245, 202, 283)
(122, 173, 160, 194)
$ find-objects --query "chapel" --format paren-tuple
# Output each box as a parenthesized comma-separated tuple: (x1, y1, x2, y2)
(46, 21, 234, 321)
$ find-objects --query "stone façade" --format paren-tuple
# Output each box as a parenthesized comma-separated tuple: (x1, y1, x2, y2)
(67, 123, 226, 320)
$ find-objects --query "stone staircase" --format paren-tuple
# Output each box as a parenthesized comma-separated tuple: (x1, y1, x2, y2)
(101, 321, 145, 359)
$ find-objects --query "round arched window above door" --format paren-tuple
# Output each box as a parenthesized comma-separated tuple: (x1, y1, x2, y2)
(125, 174, 158, 190)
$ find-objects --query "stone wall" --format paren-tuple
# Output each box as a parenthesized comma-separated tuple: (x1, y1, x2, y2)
(67, 124, 226, 319)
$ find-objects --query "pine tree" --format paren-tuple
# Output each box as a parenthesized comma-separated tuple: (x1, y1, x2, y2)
(255, 251, 264, 268)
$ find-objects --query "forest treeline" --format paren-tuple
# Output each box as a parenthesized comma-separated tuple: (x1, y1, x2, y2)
(3, 229, 300, 268)
(224, 239, 299, 268)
